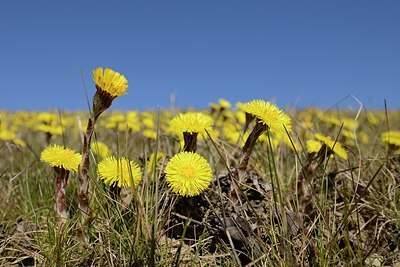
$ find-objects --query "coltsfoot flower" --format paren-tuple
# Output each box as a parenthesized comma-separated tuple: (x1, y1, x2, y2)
(92, 67, 128, 97)
(165, 152, 212, 197)
(381, 131, 400, 147)
(244, 99, 292, 137)
(98, 156, 142, 188)
(41, 144, 82, 172)
(92, 67, 128, 118)
(169, 112, 214, 135)
(314, 133, 348, 159)
(91, 141, 110, 159)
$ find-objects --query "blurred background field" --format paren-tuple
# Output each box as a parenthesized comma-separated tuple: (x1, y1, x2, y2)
(1, 103, 400, 266)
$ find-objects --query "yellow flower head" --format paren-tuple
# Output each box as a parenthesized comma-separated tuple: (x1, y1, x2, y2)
(146, 152, 166, 177)
(165, 152, 212, 197)
(218, 98, 231, 109)
(0, 129, 26, 148)
(91, 141, 110, 159)
(143, 129, 157, 139)
(37, 112, 58, 124)
(306, 139, 322, 154)
(98, 156, 142, 188)
(169, 112, 214, 135)
(92, 67, 128, 97)
(36, 124, 63, 135)
(381, 131, 400, 147)
(41, 144, 82, 172)
(314, 133, 348, 159)
(244, 100, 292, 137)
(209, 102, 219, 112)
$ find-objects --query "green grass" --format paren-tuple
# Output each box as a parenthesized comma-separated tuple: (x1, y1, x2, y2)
(1, 107, 400, 266)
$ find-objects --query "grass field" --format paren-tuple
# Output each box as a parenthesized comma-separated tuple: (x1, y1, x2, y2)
(1, 100, 400, 266)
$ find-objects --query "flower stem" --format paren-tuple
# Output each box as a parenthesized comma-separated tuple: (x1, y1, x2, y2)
(183, 132, 198, 152)
(54, 167, 69, 225)
(77, 116, 96, 241)
(237, 121, 268, 180)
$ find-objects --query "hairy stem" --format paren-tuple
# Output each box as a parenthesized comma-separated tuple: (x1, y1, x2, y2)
(54, 167, 69, 225)
(77, 116, 96, 241)
(237, 121, 268, 181)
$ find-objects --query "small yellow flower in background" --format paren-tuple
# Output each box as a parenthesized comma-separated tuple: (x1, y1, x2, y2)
(146, 152, 166, 177)
(169, 112, 214, 135)
(314, 133, 348, 159)
(234, 110, 246, 125)
(209, 102, 219, 111)
(381, 131, 400, 147)
(306, 139, 322, 154)
(92, 67, 128, 97)
(165, 152, 212, 197)
(244, 99, 292, 137)
(0, 129, 26, 148)
(260, 133, 301, 152)
(218, 98, 231, 109)
(41, 144, 82, 172)
(366, 113, 379, 125)
(36, 124, 63, 136)
(143, 129, 157, 139)
(91, 141, 110, 159)
(236, 101, 246, 112)
(98, 156, 142, 188)
(359, 132, 370, 144)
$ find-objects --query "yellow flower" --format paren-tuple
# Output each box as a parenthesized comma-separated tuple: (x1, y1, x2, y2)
(218, 98, 231, 109)
(244, 100, 292, 137)
(165, 152, 212, 197)
(0, 129, 26, 148)
(306, 139, 322, 154)
(92, 67, 128, 97)
(98, 156, 142, 188)
(146, 152, 166, 178)
(41, 144, 82, 172)
(169, 112, 214, 135)
(91, 141, 110, 159)
(314, 133, 348, 159)
(209, 102, 219, 111)
(143, 129, 157, 139)
(37, 112, 58, 124)
(36, 124, 63, 135)
(381, 131, 400, 147)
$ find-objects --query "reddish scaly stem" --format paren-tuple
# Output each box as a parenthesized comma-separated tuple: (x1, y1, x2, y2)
(54, 167, 69, 225)
(77, 116, 96, 241)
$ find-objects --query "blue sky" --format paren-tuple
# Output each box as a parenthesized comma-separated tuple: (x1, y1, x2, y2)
(1, 1, 399, 111)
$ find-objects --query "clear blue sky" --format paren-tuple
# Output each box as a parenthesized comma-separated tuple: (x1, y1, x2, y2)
(1, 1, 399, 111)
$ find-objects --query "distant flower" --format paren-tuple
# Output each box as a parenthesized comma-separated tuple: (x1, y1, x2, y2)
(37, 112, 58, 124)
(143, 129, 157, 139)
(146, 152, 166, 177)
(91, 141, 110, 159)
(381, 131, 400, 147)
(306, 139, 322, 154)
(165, 152, 212, 197)
(41, 144, 81, 172)
(169, 112, 214, 135)
(92, 67, 128, 97)
(244, 99, 292, 137)
(36, 124, 63, 136)
(98, 156, 142, 188)
(314, 133, 348, 159)
(0, 129, 26, 148)
(218, 98, 231, 109)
